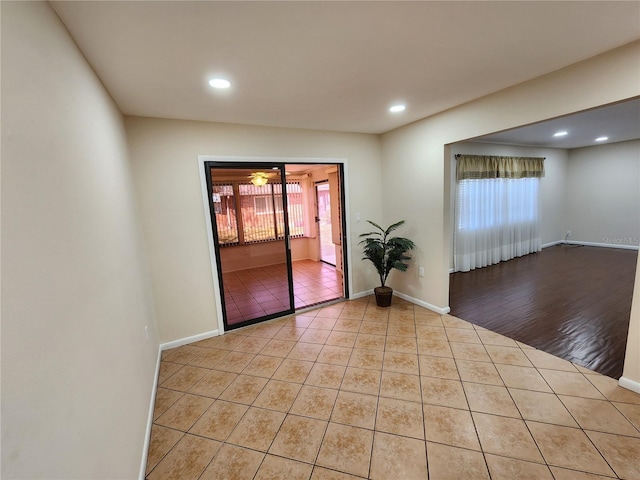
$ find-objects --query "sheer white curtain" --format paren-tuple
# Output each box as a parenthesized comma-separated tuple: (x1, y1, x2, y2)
(454, 176, 542, 272)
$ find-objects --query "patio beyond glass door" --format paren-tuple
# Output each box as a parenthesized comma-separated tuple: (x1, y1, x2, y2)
(205, 163, 295, 330)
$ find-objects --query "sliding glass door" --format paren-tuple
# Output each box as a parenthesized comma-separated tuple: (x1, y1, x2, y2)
(205, 162, 295, 330)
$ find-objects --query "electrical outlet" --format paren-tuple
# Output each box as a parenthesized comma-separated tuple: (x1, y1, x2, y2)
(566, 230, 572, 237)
(145, 325, 149, 341)
(418, 266, 425, 277)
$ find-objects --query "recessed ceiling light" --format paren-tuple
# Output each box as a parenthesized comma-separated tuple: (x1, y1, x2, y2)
(553, 131, 568, 137)
(208, 78, 231, 89)
(595, 136, 609, 142)
(389, 104, 406, 113)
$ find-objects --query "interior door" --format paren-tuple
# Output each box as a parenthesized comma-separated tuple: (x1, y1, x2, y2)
(315, 181, 336, 266)
(205, 162, 295, 330)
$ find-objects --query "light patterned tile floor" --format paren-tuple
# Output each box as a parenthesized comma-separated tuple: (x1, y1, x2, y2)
(145, 296, 640, 480)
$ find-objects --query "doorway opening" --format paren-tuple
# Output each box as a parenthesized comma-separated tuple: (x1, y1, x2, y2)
(204, 160, 347, 331)
(446, 99, 640, 378)
(316, 181, 336, 266)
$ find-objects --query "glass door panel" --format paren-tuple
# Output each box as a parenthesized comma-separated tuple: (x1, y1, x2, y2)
(205, 163, 294, 330)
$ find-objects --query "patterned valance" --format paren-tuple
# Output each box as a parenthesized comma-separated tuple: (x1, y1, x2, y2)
(456, 155, 545, 181)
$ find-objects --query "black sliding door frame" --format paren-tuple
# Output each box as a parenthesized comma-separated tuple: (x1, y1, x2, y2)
(337, 163, 350, 300)
(204, 161, 295, 330)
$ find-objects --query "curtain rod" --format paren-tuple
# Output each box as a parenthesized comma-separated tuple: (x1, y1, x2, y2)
(454, 154, 546, 159)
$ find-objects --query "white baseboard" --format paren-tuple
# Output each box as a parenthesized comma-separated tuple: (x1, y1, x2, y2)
(140, 328, 220, 478)
(160, 329, 220, 351)
(541, 240, 639, 251)
(618, 376, 640, 394)
(564, 240, 639, 251)
(541, 240, 563, 249)
(351, 289, 374, 299)
(351, 289, 450, 315)
(139, 347, 162, 480)
(393, 291, 451, 315)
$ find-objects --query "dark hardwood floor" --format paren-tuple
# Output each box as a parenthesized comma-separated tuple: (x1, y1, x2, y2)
(449, 244, 638, 379)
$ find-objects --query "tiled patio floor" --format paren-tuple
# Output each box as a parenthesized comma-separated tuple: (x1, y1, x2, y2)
(222, 260, 344, 325)
(146, 296, 640, 480)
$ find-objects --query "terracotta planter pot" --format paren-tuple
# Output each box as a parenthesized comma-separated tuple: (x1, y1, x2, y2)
(374, 286, 393, 307)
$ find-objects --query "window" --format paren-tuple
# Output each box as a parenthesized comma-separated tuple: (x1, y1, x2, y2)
(457, 177, 539, 231)
(253, 195, 283, 215)
(454, 155, 544, 272)
(211, 184, 238, 245)
(213, 180, 305, 246)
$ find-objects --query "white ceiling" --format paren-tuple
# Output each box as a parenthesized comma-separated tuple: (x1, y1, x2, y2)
(51, 1, 640, 136)
(473, 98, 640, 149)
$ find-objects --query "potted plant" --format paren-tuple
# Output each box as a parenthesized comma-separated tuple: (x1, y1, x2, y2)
(359, 220, 416, 307)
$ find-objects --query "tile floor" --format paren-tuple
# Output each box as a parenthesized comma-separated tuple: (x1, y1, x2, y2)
(222, 260, 344, 325)
(291, 260, 343, 309)
(146, 296, 640, 480)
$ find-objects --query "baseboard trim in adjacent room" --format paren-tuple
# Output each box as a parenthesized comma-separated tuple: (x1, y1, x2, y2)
(541, 241, 563, 249)
(160, 329, 220, 351)
(564, 240, 639, 251)
(139, 347, 163, 480)
(619, 376, 640, 394)
(541, 240, 639, 251)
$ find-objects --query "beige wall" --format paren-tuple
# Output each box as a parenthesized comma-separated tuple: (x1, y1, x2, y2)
(565, 140, 640, 247)
(381, 41, 640, 383)
(219, 239, 311, 272)
(1, 2, 159, 479)
(3, 5, 639, 479)
(125, 117, 382, 342)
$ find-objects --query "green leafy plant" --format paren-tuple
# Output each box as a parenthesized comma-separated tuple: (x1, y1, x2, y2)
(359, 220, 416, 287)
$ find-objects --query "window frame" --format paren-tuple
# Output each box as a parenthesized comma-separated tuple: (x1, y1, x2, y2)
(213, 179, 305, 247)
